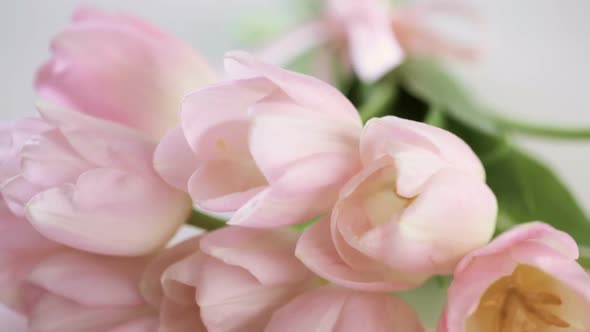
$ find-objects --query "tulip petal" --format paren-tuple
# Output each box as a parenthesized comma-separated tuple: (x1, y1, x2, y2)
(249, 99, 361, 182)
(181, 77, 273, 154)
(25, 168, 190, 256)
(229, 153, 356, 227)
(296, 219, 414, 291)
(346, 11, 405, 82)
(20, 129, 93, 187)
(28, 293, 147, 332)
(443, 224, 590, 332)
(37, 104, 155, 175)
(265, 286, 424, 332)
(28, 250, 148, 307)
(188, 159, 266, 212)
(140, 236, 201, 307)
(196, 256, 302, 332)
(153, 126, 199, 192)
(35, 5, 215, 139)
(0, 305, 26, 332)
(200, 227, 311, 285)
(109, 316, 159, 332)
(225, 51, 361, 123)
(361, 117, 484, 181)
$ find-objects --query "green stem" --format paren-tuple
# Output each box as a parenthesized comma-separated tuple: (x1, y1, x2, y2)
(186, 210, 226, 231)
(485, 112, 590, 140)
(359, 81, 399, 123)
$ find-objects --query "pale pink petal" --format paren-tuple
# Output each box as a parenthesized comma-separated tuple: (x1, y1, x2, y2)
(36, 5, 215, 139)
(0, 118, 51, 182)
(296, 219, 416, 291)
(0, 305, 26, 332)
(229, 153, 357, 227)
(265, 286, 424, 332)
(153, 126, 199, 192)
(224, 51, 361, 123)
(442, 223, 590, 332)
(27, 250, 148, 307)
(0, 203, 58, 312)
(249, 99, 361, 182)
(455, 222, 580, 275)
(159, 297, 206, 332)
(188, 159, 266, 212)
(109, 316, 159, 332)
(346, 11, 405, 82)
(140, 236, 201, 307)
(361, 117, 484, 186)
(200, 227, 312, 285)
(28, 293, 148, 332)
(181, 77, 273, 155)
(19, 129, 93, 187)
(257, 21, 330, 68)
(339, 170, 496, 275)
(25, 168, 191, 256)
(1, 175, 43, 217)
(196, 256, 304, 332)
(36, 104, 155, 176)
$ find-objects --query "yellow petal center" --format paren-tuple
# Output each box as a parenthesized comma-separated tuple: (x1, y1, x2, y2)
(468, 264, 570, 332)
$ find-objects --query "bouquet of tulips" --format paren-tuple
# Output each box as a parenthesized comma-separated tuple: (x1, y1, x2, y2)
(2, 2, 590, 332)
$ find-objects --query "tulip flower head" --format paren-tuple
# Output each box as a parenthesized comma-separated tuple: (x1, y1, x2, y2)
(155, 51, 363, 228)
(440, 223, 590, 332)
(297, 116, 497, 291)
(35, 5, 216, 140)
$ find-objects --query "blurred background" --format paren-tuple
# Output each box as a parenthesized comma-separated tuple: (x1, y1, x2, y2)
(1, 0, 589, 206)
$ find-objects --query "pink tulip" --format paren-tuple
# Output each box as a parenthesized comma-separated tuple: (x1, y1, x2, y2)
(141, 226, 317, 332)
(261, 0, 478, 82)
(0, 201, 58, 313)
(0, 305, 26, 332)
(35, 5, 216, 140)
(297, 116, 497, 291)
(439, 222, 590, 332)
(155, 51, 362, 227)
(3, 246, 157, 332)
(0, 106, 191, 256)
(265, 285, 424, 332)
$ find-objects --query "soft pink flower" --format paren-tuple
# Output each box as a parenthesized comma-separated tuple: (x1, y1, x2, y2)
(439, 222, 590, 332)
(0, 201, 58, 313)
(141, 226, 317, 332)
(265, 285, 424, 332)
(261, 0, 478, 82)
(0, 106, 191, 256)
(0, 304, 26, 332)
(2, 246, 157, 332)
(35, 5, 216, 140)
(155, 51, 362, 228)
(297, 116, 497, 291)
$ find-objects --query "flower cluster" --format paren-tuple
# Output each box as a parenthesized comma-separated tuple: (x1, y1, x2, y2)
(1, 4, 589, 332)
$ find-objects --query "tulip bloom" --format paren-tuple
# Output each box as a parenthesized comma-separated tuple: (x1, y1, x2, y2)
(155, 51, 362, 228)
(261, 0, 477, 82)
(141, 226, 316, 332)
(297, 116, 497, 291)
(35, 5, 216, 140)
(439, 222, 590, 332)
(2, 247, 157, 332)
(0, 106, 191, 256)
(265, 286, 424, 332)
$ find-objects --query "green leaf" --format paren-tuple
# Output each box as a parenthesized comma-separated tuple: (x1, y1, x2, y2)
(186, 210, 226, 231)
(402, 58, 590, 139)
(443, 116, 590, 247)
(401, 58, 498, 134)
(395, 277, 448, 327)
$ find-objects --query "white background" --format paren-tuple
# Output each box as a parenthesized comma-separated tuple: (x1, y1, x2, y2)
(1, 0, 590, 327)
